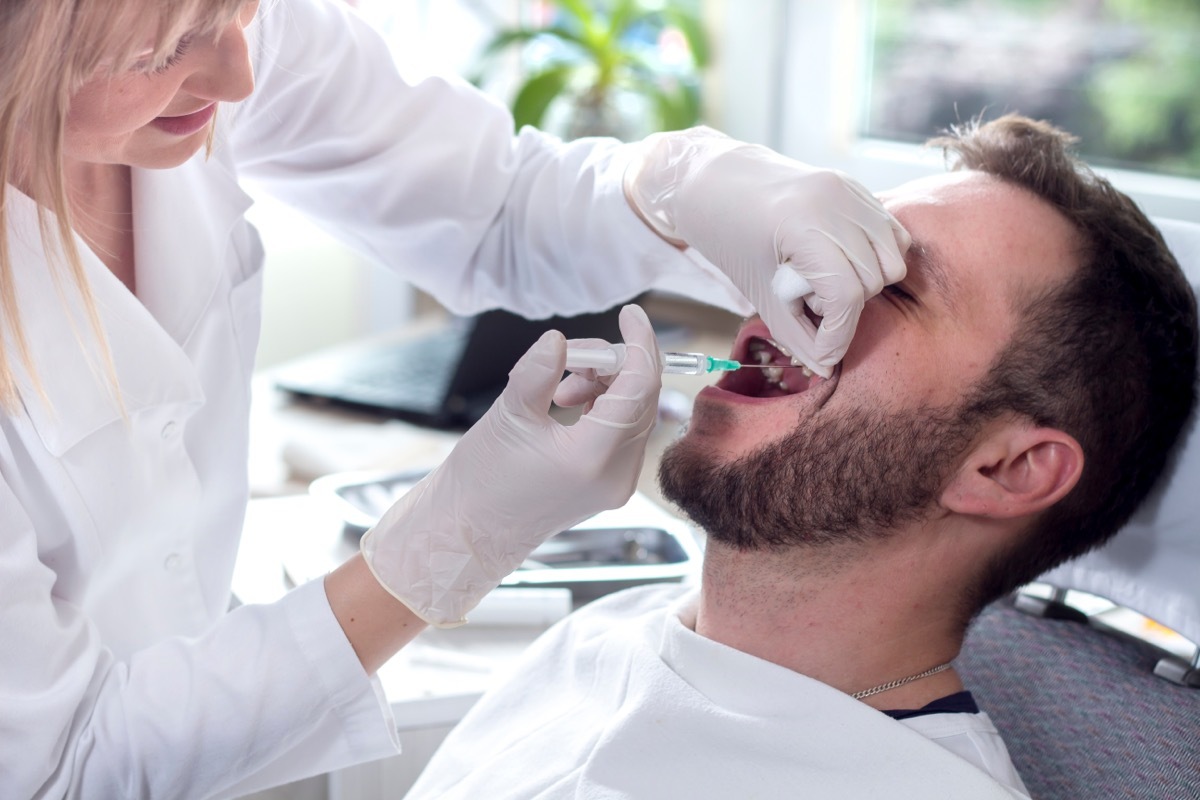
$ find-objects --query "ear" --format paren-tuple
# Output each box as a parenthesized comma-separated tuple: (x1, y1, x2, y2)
(942, 422, 1084, 520)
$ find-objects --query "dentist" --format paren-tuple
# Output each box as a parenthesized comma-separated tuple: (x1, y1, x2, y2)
(0, 0, 907, 796)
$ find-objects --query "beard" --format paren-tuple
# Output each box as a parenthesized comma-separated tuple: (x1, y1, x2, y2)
(658, 402, 982, 551)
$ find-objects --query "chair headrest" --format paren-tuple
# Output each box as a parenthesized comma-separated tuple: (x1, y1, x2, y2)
(1039, 217, 1200, 646)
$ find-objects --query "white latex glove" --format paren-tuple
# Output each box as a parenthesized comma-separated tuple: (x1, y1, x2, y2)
(624, 126, 910, 377)
(360, 304, 661, 627)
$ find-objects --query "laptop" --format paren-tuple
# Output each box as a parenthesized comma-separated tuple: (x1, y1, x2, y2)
(273, 305, 624, 430)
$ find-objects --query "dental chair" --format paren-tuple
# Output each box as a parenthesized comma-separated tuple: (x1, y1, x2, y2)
(958, 217, 1200, 800)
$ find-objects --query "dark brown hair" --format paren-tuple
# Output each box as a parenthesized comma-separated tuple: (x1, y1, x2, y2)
(930, 114, 1199, 614)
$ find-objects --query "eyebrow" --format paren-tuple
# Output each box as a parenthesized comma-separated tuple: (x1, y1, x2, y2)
(906, 239, 959, 314)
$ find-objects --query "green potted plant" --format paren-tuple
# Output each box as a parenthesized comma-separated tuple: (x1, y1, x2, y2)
(471, 0, 709, 140)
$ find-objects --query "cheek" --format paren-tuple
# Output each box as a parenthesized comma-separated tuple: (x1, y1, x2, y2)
(842, 302, 914, 385)
(838, 306, 939, 407)
(67, 77, 178, 139)
(240, 1, 262, 25)
(845, 303, 893, 360)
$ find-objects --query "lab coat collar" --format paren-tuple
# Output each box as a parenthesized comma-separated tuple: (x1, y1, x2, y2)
(132, 142, 254, 347)
(4, 185, 207, 456)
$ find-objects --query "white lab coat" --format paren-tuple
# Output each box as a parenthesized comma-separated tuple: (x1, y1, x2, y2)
(0, 0, 742, 796)
(408, 584, 1033, 799)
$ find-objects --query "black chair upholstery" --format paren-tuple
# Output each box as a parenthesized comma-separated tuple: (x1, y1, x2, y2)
(958, 600, 1200, 800)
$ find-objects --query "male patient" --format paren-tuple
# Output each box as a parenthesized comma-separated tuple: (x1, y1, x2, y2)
(406, 115, 1199, 798)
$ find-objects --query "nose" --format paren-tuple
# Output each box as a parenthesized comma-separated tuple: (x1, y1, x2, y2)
(182, 17, 255, 104)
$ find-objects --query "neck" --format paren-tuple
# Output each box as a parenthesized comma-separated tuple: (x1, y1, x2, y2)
(694, 534, 966, 712)
(64, 159, 136, 293)
(9, 136, 136, 291)
(7, 137, 104, 200)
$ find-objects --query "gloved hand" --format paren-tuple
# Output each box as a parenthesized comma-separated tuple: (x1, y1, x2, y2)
(624, 126, 910, 377)
(360, 304, 661, 627)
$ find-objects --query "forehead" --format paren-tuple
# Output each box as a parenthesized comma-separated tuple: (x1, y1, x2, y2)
(880, 170, 1080, 310)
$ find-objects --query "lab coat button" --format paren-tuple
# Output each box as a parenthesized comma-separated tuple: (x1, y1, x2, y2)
(164, 553, 183, 571)
(161, 421, 178, 439)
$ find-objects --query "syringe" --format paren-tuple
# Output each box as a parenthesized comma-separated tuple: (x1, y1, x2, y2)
(566, 345, 783, 376)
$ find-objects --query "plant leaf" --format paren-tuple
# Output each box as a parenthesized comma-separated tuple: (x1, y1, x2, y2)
(633, 76, 702, 132)
(478, 25, 592, 61)
(477, 27, 545, 61)
(608, 0, 643, 40)
(472, 0, 711, 137)
(555, 0, 597, 30)
(511, 65, 575, 131)
(539, 23, 593, 53)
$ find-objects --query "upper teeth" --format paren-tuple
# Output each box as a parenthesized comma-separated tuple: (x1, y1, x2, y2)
(751, 337, 815, 382)
(767, 338, 814, 377)
(749, 339, 788, 386)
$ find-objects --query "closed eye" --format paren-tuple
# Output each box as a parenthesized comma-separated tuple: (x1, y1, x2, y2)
(883, 283, 916, 304)
(154, 36, 194, 73)
(135, 35, 194, 75)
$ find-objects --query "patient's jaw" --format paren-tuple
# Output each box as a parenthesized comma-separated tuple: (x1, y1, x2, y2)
(659, 170, 1082, 550)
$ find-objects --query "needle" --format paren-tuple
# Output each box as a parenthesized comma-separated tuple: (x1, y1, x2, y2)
(565, 347, 814, 377)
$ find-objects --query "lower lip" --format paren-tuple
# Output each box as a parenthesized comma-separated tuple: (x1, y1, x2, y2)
(150, 104, 216, 136)
(698, 369, 838, 406)
(696, 384, 777, 406)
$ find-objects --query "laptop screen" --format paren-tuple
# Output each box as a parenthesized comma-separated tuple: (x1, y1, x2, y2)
(274, 305, 625, 430)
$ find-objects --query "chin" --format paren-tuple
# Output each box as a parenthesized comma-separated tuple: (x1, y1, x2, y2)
(131, 133, 211, 170)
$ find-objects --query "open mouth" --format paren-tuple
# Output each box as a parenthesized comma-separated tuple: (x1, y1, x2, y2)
(716, 331, 824, 399)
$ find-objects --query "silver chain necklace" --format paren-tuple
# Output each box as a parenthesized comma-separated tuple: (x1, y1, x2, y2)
(851, 662, 954, 700)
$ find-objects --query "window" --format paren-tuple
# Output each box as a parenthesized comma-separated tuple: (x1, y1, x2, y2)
(716, 1, 1200, 220)
(866, 0, 1200, 181)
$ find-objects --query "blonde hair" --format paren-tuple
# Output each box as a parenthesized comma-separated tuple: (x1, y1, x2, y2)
(0, 0, 250, 410)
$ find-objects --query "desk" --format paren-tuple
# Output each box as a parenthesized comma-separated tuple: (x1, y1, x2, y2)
(238, 297, 741, 798)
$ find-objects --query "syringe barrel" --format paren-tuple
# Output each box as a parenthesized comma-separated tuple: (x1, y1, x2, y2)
(564, 346, 709, 376)
(564, 345, 626, 376)
(660, 351, 707, 375)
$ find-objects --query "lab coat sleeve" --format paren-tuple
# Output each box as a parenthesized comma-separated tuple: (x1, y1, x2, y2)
(0, 472, 398, 799)
(227, 0, 749, 319)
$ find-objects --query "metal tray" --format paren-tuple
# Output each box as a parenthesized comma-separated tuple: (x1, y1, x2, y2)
(308, 469, 703, 602)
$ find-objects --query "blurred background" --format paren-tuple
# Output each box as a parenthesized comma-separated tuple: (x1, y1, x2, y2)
(867, 0, 1199, 180)
(242, 7, 1200, 795)
(251, 0, 1200, 371)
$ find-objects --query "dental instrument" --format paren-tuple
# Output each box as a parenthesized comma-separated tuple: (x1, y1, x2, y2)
(565, 345, 810, 377)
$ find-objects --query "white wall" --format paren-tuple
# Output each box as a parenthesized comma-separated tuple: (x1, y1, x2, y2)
(248, 198, 412, 371)
(251, 0, 518, 372)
